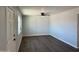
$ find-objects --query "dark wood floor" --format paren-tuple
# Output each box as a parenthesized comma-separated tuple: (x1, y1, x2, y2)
(19, 35, 79, 52)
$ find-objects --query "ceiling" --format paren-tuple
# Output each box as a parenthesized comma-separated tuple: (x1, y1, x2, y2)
(19, 6, 78, 16)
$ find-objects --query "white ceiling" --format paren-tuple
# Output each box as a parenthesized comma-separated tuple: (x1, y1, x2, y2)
(19, 6, 78, 15)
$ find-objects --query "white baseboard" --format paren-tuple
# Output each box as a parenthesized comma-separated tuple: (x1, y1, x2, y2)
(49, 34, 78, 48)
(23, 34, 49, 37)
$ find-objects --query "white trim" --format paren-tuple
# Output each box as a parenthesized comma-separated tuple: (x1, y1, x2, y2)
(23, 34, 49, 37)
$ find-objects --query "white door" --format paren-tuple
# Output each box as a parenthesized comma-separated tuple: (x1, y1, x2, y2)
(7, 7, 16, 52)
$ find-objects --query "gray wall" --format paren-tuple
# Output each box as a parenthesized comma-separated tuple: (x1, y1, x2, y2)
(22, 15, 49, 36)
(49, 7, 79, 48)
(0, 7, 7, 51)
(77, 14, 79, 48)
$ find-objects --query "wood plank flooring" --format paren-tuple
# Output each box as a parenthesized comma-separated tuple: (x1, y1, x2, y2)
(19, 35, 79, 52)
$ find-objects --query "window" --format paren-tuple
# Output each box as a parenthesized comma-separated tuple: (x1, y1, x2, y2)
(18, 15, 22, 35)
